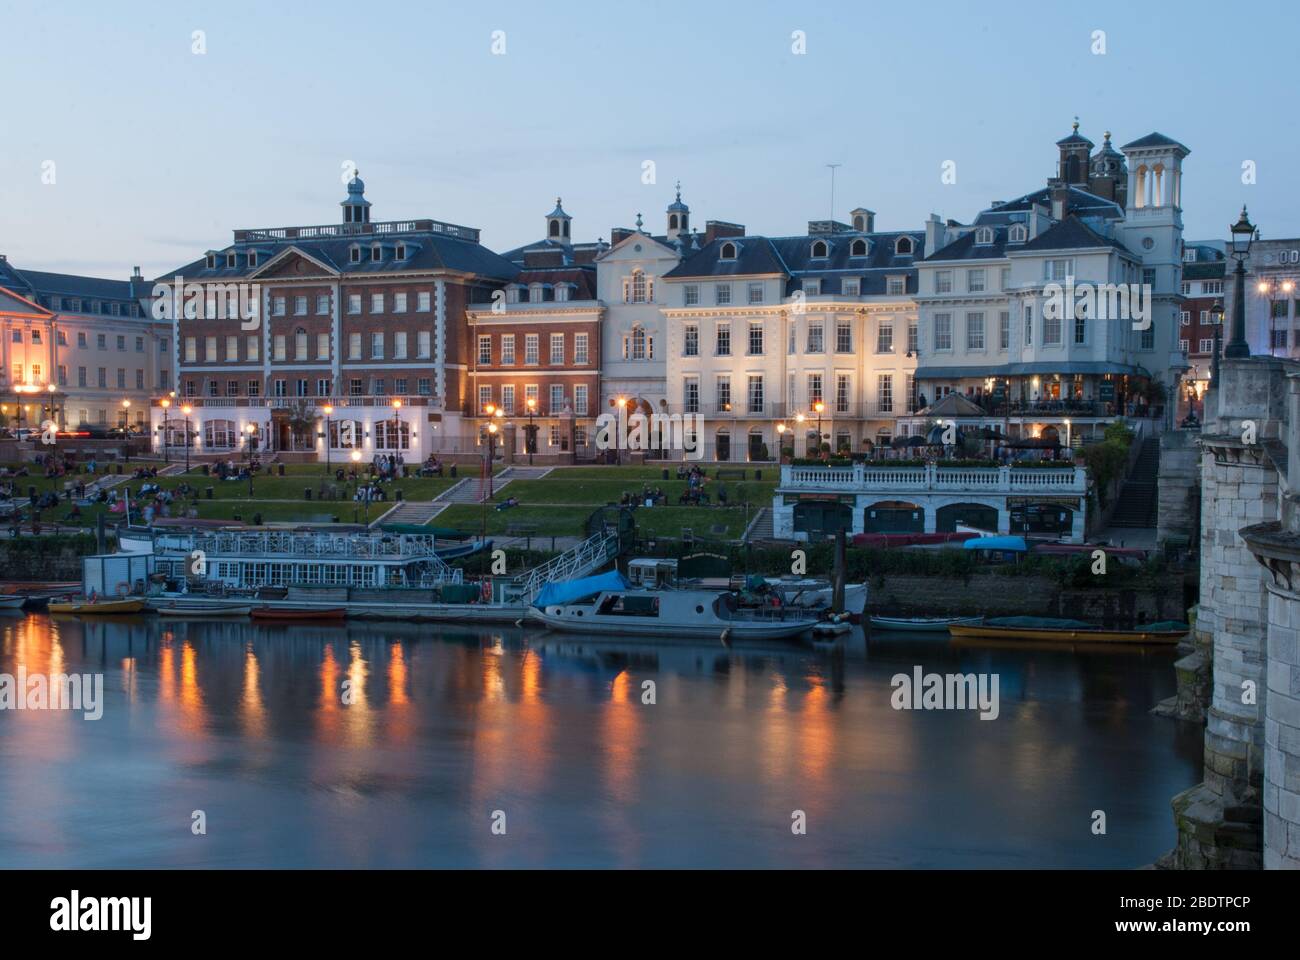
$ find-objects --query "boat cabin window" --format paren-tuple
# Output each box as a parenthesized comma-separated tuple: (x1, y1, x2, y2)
(597, 594, 660, 617)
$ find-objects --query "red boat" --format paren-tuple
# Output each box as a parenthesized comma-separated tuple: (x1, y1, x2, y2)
(250, 607, 347, 622)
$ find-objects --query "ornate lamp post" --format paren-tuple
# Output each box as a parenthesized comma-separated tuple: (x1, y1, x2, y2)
(390, 397, 403, 467)
(526, 396, 537, 465)
(615, 396, 627, 465)
(181, 404, 193, 474)
(244, 422, 257, 496)
(120, 398, 132, 462)
(350, 448, 365, 523)
(159, 397, 171, 463)
(322, 403, 334, 475)
(795, 411, 806, 457)
(1225, 206, 1255, 359)
(776, 422, 787, 463)
(813, 400, 825, 453)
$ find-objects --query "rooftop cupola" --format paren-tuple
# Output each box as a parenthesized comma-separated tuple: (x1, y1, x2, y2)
(546, 197, 571, 241)
(666, 182, 690, 240)
(341, 172, 371, 225)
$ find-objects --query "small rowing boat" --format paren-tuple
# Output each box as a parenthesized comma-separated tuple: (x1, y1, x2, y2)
(870, 615, 983, 632)
(250, 607, 347, 622)
(0, 595, 27, 610)
(48, 598, 148, 615)
(949, 616, 1189, 645)
(153, 601, 254, 618)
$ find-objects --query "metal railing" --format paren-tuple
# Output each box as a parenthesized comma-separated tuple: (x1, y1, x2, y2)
(515, 528, 620, 603)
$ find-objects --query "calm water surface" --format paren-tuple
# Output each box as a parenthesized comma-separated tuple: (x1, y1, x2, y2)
(0, 613, 1201, 868)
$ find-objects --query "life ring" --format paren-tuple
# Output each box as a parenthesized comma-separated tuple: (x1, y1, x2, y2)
(115, 581, 130, 597)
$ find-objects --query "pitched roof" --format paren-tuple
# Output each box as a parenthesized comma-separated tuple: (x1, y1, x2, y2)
(919, 392, 987, 418)
(1121, 132, 1189, 152)
(1017, 216, 1131, 254)
(0, 286, 53, 317)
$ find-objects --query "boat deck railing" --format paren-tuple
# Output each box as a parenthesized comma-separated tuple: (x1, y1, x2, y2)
(190, 530, 456, 562)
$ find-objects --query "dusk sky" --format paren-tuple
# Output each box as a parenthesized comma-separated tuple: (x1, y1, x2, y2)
(2, 0, 1296, 279)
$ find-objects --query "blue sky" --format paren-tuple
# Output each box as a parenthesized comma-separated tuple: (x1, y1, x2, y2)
(1, 0, 1295, 279)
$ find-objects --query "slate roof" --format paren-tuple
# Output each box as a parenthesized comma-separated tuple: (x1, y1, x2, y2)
(1121, 132, 1189, 152)
(664, 231, 925, 296)
(1017, 216, 1132, 255)
(159, 227, 520, 285)
(923, 227, 1010, 263)
(974, 186, 1124, 223)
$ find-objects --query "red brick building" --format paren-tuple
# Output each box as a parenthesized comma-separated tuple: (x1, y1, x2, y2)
(152, 175, 518, 461)
(465, 200, 605, 461)
(1179, 242, 1226, 415)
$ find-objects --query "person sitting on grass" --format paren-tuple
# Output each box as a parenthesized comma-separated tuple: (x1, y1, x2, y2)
(495, 496, 520, 511)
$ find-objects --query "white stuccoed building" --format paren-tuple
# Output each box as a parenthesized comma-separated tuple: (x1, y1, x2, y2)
(909, 125, 1189, 447)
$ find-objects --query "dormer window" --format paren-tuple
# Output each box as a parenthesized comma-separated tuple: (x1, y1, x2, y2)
(395, 243, 406, 260)
(206, 253, 216, 269)
(248, 252, 258, 267)
(804, 279, 821, 296)
(720, 242, 737, 261)
(370, 245, 382, 262)
(350, 246, 362, 264)
(850, 238, 868, 257)
(975, 227, 994, 245)
(226, 252, 236, 268)
(556, 284, 571, 302)
(895, 236, 914, 256)
(1008, 224, 1028, 243)
(811, 240, 829, 259)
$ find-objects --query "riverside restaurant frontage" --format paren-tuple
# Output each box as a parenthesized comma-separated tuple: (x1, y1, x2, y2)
(772, 460, 1090, 543)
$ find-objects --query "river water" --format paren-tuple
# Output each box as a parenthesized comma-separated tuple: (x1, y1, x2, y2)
(0, 613, 1202, 868)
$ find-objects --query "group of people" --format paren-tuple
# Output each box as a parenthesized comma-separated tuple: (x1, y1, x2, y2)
(420, 455, 444, 477)
(373, 453, 405, 480)
(214, 459, 258, 481)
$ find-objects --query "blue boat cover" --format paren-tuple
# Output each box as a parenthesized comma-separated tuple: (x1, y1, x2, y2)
(962, 536, 1028, 552)
(533, 570, 628, 608)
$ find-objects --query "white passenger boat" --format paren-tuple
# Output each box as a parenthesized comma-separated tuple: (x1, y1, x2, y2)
(534, 579, 818, 642)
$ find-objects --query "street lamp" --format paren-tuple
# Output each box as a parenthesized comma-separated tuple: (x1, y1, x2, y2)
(526, 396, 537, 465)
(322, 404, 334, 475)
(159, 397, 171, 464)
(615, 396, 627, 464)
(390, 398, 402, 468)
(181, 404, 193, 474)
(244, 423, 257, 496)
(1225, 206, 1255, 359)
(350, 448, 367, 523)
(795, 411, 806, 457)
(120, 398, 132, 462)
(813, 400, 825, 452)
(776, 422, 787, 463)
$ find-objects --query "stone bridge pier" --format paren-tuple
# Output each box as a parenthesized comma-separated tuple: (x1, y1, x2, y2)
(1172, 356, 1300, 869)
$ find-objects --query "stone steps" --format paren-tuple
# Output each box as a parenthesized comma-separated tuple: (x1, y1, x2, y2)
(743, 506, 774, 542)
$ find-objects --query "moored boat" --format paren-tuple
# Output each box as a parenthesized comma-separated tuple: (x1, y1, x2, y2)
(949, 616, 1189, 644)
(534, 574, 817, 642)
(870, 615, 983, 632)
(250, 606, 347, 622)
(153, 600, 254, 617)
(0, 595, 27, 610)
(48, 598, 148, 615)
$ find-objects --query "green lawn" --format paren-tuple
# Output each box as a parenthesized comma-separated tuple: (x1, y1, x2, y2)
(137, 475, 455, 502)
(433, 504, 593, 538)
(500, 477, 775, 507)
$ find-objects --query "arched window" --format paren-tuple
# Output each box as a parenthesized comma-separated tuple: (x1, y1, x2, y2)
(549, 220, 561, 237)
(853, 215, 865, 231)
(895, 236, 914, 256)
(669, 214, 678, 230)
(1134, 165, 1148, 209)
(629, 270, 647, 303)
(850, 238, 868, 257)
(350, 245, 361, 264)
(1008, 224, 1027, 243)
(720, 242, 737, 260)
(370, 244, 382, 262)
(811, 240, 829, 259)
(629, 325, 647, 360)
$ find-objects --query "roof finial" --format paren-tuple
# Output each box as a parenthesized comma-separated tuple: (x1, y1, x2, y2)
(674, 180, 682, 200)
(1103, 130, 1111, 142)
(1072, 116, 1079, 132)
(635, 212, 643, 231)
(556, 196, 562, 207)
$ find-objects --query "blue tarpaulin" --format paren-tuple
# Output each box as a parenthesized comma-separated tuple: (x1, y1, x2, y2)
(533, 570, 628, 608)
(962, 536, 1028, 553)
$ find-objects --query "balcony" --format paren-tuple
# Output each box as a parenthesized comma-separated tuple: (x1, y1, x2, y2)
(780, 461, 1087, 495)
(156, 395, 438, 411)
